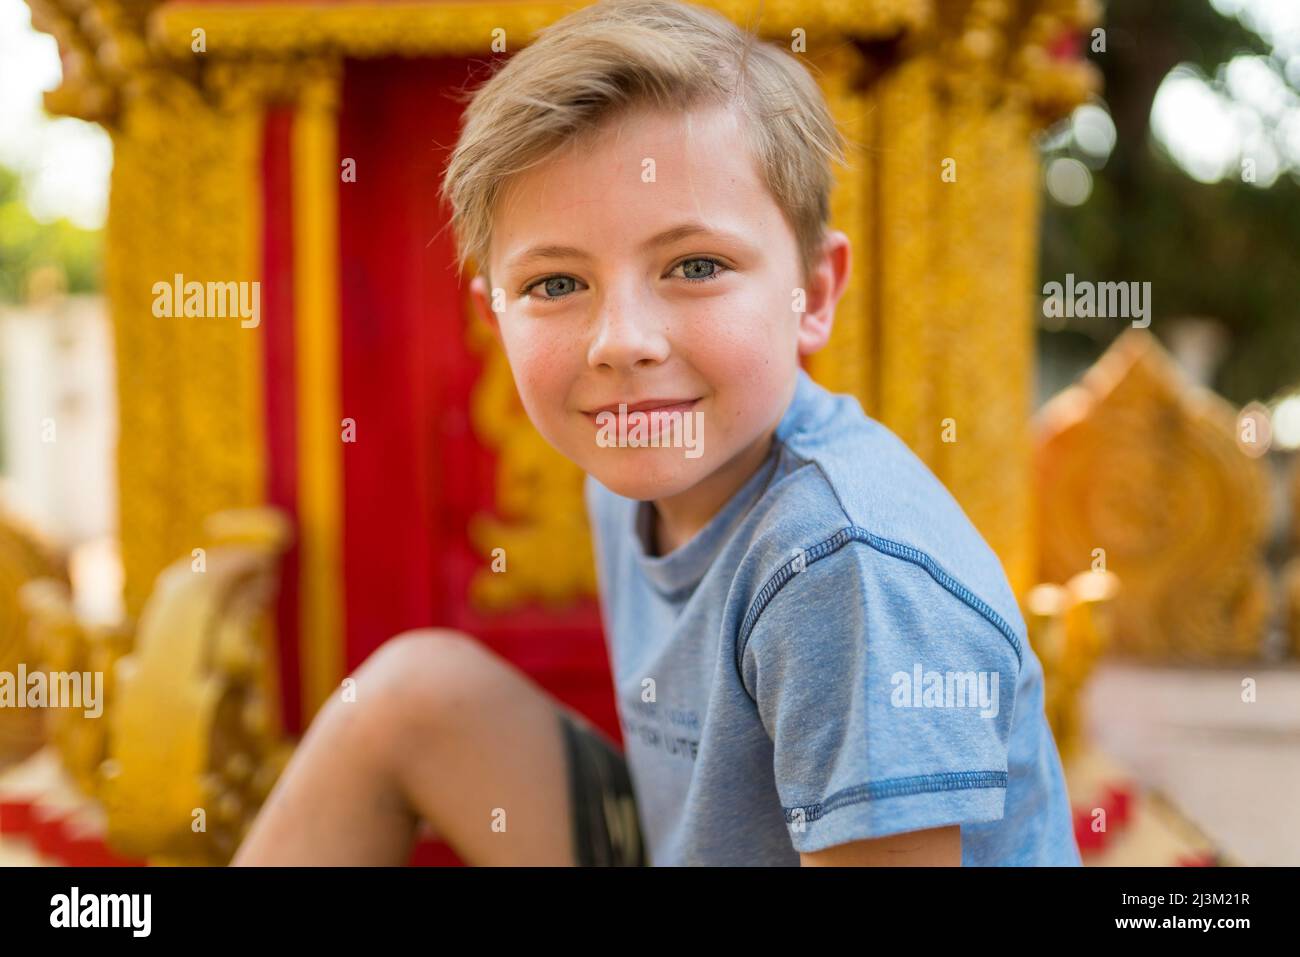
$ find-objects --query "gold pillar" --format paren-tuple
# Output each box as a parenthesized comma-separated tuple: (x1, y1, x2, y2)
(930, 88, 1039, 598)
(875, 52, 940, 460)
(107, 74, 266, 618)
(291, 66, 346, 723)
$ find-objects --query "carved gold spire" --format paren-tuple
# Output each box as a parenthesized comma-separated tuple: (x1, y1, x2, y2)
(1036, 330, 1273, 661)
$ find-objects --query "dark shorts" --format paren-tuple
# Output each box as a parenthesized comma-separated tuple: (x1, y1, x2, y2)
(557, 709, 648, 866)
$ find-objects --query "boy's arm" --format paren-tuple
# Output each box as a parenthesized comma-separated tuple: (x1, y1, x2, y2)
(799, 825, 961, 867)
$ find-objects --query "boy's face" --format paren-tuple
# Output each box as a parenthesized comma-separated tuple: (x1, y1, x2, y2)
(471, 102, 848, 503)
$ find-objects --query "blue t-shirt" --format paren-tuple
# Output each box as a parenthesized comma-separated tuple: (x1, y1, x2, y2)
(584, 369, 1081, 866)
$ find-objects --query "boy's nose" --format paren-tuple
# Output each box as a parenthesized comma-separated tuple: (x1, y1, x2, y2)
(586, 297, 670, 371)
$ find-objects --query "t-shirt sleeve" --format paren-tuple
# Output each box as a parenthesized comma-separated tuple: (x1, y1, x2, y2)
(738, 537, 1023, 855)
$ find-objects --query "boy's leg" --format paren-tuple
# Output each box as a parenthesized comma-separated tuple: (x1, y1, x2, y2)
(233, 629, 584, 866)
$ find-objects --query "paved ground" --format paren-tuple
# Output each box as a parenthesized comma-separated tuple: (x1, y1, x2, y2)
(1082, 660, 1300, 866)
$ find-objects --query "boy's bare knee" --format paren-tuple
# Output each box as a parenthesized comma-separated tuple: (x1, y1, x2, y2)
(348, 628, 492, 743)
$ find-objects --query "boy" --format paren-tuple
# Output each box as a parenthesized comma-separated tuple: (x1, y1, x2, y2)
(235, 0, 1081, 867)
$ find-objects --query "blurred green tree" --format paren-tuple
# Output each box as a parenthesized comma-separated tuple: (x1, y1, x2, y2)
(0, 164, 102, 304)
(1039, 0, 1300, 405)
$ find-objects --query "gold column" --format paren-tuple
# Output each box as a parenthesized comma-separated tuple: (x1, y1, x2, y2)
(107, 75, 266, 619)
(932, 87, 1038, 597)
(291, 66, 346, 723)
(874, 52, 940, 460)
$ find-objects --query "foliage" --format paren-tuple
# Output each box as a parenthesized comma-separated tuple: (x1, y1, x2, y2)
(1039, 0, 1300, 404)
(0, 165, 102, 304)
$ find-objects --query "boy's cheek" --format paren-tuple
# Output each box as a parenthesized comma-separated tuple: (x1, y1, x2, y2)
(500, 335, 569, 397)
(514, 370, 567, 429)
(689, 296, 797, 356)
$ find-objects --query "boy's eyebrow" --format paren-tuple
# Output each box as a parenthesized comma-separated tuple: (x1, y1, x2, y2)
(504, 222, 748, 272)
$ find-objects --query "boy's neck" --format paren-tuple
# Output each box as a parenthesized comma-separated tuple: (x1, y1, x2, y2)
(650, 425, 779, 556)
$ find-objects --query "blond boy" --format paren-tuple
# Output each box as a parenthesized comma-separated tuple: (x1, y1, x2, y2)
(236, 0, 1080, 867)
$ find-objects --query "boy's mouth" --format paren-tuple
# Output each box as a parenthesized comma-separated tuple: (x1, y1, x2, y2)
(582, 397, 701, 422)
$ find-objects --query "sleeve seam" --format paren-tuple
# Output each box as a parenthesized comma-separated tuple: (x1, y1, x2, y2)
(781, 770, 1009, 824)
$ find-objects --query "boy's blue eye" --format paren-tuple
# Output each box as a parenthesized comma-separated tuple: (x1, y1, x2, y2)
(673, 257, 727, 282)
(522, 257, 729, 300)
(536, 276, 580, 298)
(521, 275, 584, 300)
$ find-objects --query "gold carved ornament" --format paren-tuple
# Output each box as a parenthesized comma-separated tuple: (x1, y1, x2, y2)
(1036, 329, 1273, 661)
(100, 508, 294, 865)
(17, 579, 132, 796)
(0, 509, 69, 766)
(149, 0, 928, 59)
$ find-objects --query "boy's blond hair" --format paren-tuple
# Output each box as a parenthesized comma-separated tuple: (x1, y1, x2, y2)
(439, 0, 848, 289)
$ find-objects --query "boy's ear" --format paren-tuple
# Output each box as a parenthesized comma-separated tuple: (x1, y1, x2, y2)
(796, 229, 851, 357)
(469, 274, 502, 342)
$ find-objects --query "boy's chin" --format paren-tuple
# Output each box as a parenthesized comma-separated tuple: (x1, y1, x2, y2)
(583, 451, 707, 502)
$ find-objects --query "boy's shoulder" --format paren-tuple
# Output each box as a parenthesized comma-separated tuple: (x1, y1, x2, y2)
(732, 378, 1038, 851)
(737, 372, 1027, 662)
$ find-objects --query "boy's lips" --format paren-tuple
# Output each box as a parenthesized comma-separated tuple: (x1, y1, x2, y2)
(583, 398, 701, 419)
